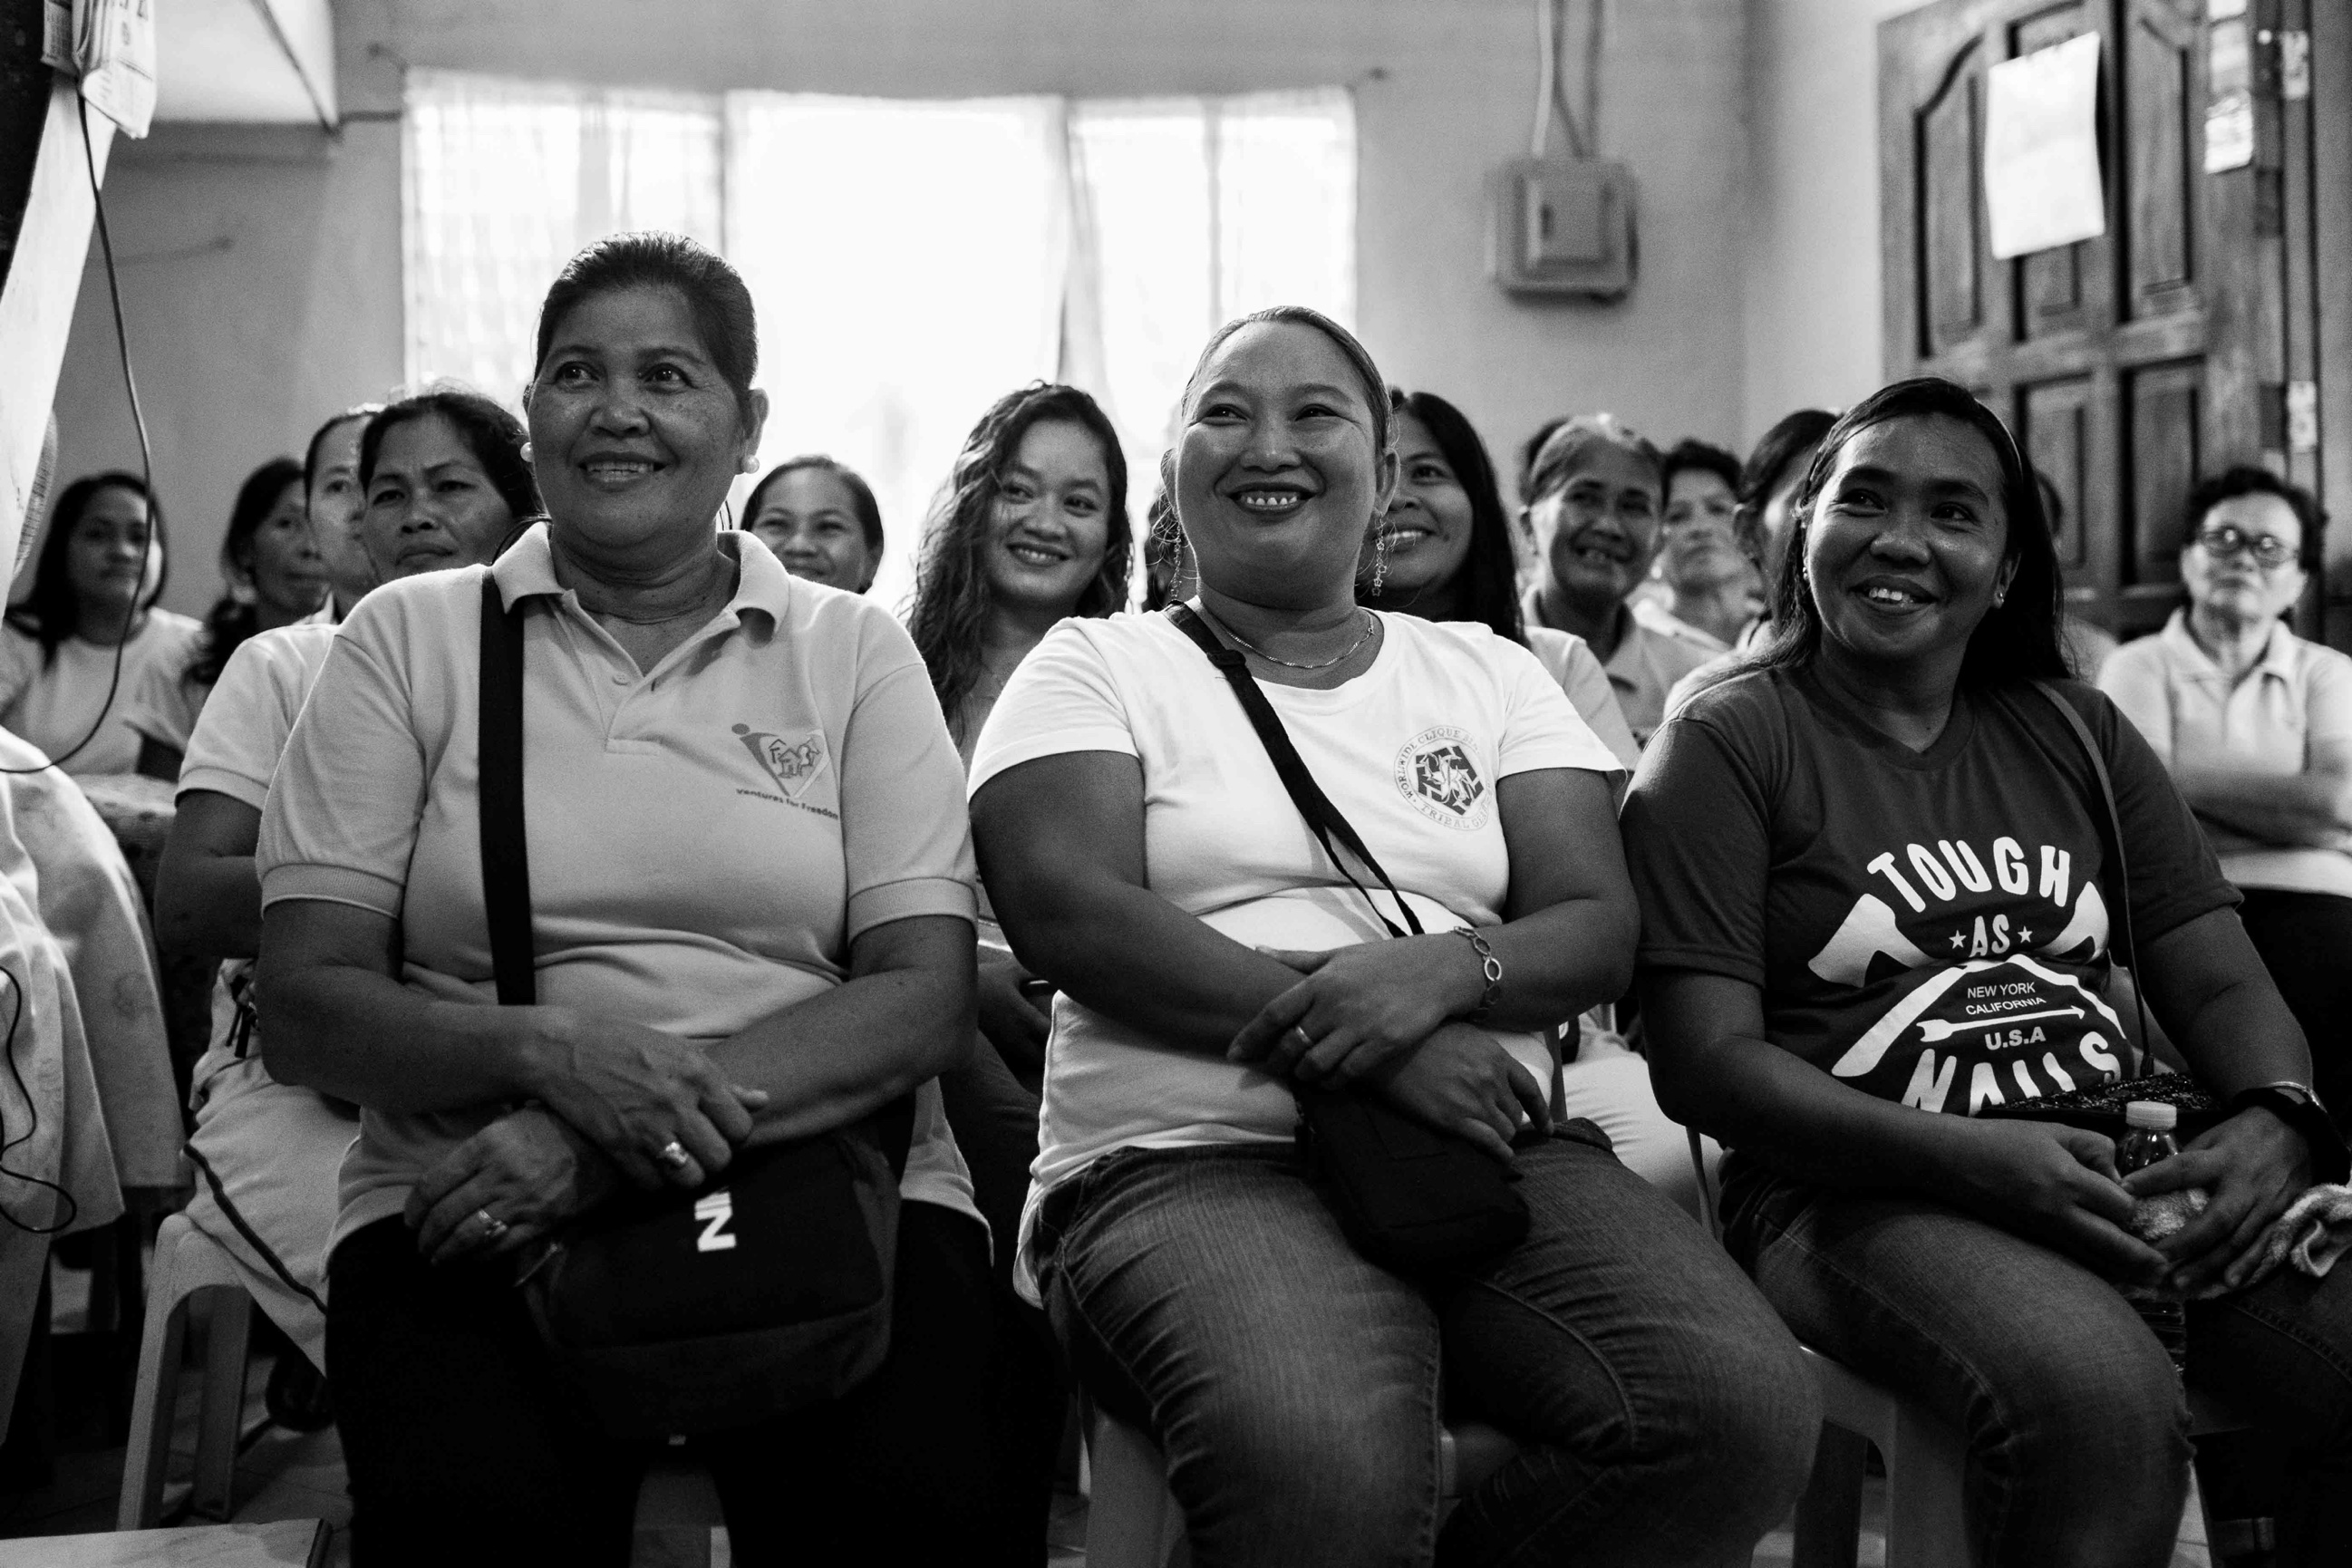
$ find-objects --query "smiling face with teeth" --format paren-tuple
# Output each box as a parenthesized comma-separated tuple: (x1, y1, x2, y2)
(1804, 413, 2018, 680)
(1524, 440, 1664, 620)
(526, 285, 767, 569)
(980, 419, 1115, 616)
(1372, 411, 1476, 605)
(1176, 320, 1396, 613)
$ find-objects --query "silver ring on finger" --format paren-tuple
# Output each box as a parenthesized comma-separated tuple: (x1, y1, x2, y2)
(1284, 1025, 1316, 1054)
(475, 1208, 509, 1243)
(655, 1139, 693, 1173)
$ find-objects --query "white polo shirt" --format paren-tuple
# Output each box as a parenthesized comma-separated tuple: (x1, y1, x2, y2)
(259, 525, 981, 1249)
(1523, 588, 1716, 750)
(2098, 609, 2352, 898)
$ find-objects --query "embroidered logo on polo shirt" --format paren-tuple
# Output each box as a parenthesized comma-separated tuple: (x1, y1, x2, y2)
(732, 723, 829, 801)
(1394, 725, 1489, 830)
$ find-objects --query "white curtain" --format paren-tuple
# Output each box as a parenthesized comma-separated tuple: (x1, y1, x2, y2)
(402, 74, 1354, 611)
(402, 71, 723, 403)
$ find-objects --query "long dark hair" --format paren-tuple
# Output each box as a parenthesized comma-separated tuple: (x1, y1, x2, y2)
(1364, 389, 1524, 644)
(6, 471, 168, 665)
(906, 383, 1131, 728)
(1747, 377, 2066, 689)
(359, 386, 543, 534)
(189, 457, 305, 687)
(742, 455, 885, 556)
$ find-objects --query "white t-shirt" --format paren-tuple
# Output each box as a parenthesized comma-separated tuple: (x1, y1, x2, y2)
(1525, 626, 1641, 770)
(0, 609, 202, 775)
(968, 608, 1625, 1293)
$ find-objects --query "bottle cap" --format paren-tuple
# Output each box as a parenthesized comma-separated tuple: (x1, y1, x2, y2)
(2125, 1100, 2177, 1131)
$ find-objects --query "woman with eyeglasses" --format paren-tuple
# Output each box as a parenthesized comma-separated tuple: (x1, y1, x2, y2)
(2100, 469, 2349, 1131)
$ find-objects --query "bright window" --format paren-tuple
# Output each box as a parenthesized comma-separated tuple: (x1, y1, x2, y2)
(402, 73, 1355, 612)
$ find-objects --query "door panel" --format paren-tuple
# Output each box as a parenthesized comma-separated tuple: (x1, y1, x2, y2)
(1880, 0, 2318, 641)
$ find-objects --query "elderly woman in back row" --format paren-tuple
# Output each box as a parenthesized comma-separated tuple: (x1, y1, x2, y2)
(2101, 468, 2352, 1129)
(972, 305, 1817, 1566)
(256, 233, 1023, 1566)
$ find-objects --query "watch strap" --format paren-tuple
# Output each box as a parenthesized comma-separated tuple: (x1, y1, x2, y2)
(2229, 1084, 2349, 1185)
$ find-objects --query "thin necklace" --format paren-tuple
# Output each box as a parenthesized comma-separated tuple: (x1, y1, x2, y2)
(1195, 600, 1375, 672)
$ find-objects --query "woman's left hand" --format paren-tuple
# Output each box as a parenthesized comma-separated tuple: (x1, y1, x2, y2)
(405, 1106, 623, 1266)
(2123, 1106, 2314, 1293)
(1229, 935, 1482, 1085)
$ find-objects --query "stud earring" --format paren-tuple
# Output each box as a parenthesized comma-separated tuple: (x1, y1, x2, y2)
(519, 441, 534, 463)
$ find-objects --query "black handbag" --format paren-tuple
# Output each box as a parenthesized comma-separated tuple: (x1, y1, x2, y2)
(1167, 604, 1545, 1272)
(475, 576, 914, 1438)
(1979, 681, 2225, 1139)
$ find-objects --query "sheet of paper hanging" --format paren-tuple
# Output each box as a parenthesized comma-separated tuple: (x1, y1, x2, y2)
(2204, 18, 2254, 174)
(1983, 32, 2107, 261)
(74, 0, 156, 139)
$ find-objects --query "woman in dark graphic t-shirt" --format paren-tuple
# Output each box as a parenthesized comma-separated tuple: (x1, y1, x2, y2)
(1622, 378, 2352, 1568)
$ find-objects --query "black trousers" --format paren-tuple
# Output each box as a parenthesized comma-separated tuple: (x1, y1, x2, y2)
(2236, 886, 2352, 1131)
(327, 1202, 1028, 1567)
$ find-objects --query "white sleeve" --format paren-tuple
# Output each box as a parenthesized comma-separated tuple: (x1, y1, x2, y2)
(1495, 637, 1628, 779)
(118, 645, 201, 750)
(2095, 641, 2174, 765)
(178, 636, 306, 810)
(967, 622, 1138, 797)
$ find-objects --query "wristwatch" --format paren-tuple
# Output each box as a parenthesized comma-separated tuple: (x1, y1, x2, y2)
(2228, 1081, 2350, 1185)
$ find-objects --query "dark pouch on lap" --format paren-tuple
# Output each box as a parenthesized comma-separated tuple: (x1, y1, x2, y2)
(472, 576, 912, 1438)
(1168, 605, 1533, 1273)
(1979, 682, 2226, 1139)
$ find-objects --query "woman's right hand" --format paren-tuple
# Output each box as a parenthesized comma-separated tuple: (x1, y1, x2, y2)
(1361, 1022, 1550, 1164)
(1940, 1118, 2168, 1284)
(524, 1010, 768, 1190)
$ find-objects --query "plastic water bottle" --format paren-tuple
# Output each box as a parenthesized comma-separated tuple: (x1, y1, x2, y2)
(2116, 1100, 2189, 1373)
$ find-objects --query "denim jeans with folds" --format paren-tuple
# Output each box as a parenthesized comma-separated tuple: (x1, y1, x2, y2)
(1036, 1124, 1821, 1568)
(1732, 1178, 2352, 1568)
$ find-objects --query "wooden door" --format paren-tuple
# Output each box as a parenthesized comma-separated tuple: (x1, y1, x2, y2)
(1879, 0, 2325, 640)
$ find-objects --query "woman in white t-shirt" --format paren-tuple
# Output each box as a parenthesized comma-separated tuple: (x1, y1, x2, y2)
(1, 471, 200, 775)
(969, 306, 1818, 1566)
(153, 389, 542, 1425)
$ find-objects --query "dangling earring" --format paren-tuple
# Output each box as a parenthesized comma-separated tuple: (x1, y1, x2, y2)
(1370, 531, 1390, 595)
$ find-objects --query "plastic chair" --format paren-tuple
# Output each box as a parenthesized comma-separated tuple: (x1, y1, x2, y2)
(118, 1214, 258, 1527)
(1081, 1401, 1519, 1568)
(1684, 1129, 2251, 1568)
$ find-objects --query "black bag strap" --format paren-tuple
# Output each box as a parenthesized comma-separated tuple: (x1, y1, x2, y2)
(1167, 604, 1423, 939)
(2026, 679, 2153, 1078)
(479, 575, 536, 1005)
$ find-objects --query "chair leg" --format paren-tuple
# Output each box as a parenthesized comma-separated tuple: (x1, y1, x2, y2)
(1882, 1398, 1972, 1568)
(191, 1288, 252, 1521)
(1792, 1423, 1866, 1568)
(115, 1287, 189, 1529)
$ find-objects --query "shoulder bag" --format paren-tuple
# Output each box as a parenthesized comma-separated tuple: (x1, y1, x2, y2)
(1168, 603, 1550, 1273)
(477, 576, 915, 1438)
(1979, 680, 2225, 1138)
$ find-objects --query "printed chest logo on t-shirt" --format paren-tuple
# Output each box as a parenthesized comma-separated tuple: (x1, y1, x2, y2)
(1394, 725, 1490, 830)
(731, 723, 837, 817)
(1807, 833, 2130, 1115)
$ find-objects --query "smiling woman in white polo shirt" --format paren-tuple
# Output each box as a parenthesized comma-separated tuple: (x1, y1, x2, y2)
(2101, 467, 2352, 1130)
(254, 234, 1011, 1566)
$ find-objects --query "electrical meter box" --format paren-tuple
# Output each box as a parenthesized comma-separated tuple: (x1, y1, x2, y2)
(1488, 157, 1637, 300)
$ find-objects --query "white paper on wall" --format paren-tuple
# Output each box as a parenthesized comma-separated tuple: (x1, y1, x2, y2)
(1983, 32, 2107, 262)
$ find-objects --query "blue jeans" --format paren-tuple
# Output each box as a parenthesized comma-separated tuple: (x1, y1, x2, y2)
(1037, 1126, 1820, 1568)
(1731, 1177, 2352, 1568)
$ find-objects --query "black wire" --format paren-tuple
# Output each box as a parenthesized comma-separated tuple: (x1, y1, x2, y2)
(0, 963, 81, 1235)
(1, 94, 158, 776)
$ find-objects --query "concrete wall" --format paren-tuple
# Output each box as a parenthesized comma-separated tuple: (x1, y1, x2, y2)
(47, 0, 1753, 615)
(1739, 0, 1923, 440)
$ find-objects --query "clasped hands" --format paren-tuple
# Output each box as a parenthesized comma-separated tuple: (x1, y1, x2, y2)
(1230, 936, 1547, 1164)
(405, 1009, 767, 1266)
(1969, 1108, 2313, 1294)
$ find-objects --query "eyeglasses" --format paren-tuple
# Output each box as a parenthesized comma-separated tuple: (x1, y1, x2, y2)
(2193, 525, 2299, 569)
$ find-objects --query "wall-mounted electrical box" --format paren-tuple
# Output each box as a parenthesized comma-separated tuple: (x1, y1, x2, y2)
(1488, 157, 1637, 301)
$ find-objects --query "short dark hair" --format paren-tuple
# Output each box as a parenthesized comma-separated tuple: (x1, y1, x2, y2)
(1515, 417, 1572, 504)
(1182, 305, 1391, 457)
(1749, 376, 2066, 689)
(1367, 389, 1525, 644)
(189, 456, 305, 686)
(1661, 439, 1742, 499)
(359, 386, 542, 531)
(6, 471, 167, 663)
(532, 231, 758, 416)
(303, 404, 384, 496)
(742, 456, 885, 556)
(2187, 465, 2324, 570)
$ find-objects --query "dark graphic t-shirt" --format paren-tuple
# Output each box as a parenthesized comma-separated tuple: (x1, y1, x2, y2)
(1621, 669, 2236, 1121)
